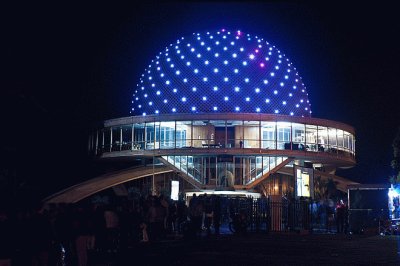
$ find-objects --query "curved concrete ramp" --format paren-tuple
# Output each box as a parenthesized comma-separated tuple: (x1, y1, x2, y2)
(43, 165, 173, 204)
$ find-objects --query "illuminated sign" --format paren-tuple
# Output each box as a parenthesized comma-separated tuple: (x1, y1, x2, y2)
(171, 180, 179, 201)
(295, 166, 313, 198)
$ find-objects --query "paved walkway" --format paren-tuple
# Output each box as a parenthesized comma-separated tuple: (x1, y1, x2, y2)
(89, 232, 400, 265)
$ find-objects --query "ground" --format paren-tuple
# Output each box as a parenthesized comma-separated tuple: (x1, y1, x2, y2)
(90, 232, 400, 265)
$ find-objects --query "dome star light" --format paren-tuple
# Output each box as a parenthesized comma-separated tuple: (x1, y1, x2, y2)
(132, 29, 312, 116)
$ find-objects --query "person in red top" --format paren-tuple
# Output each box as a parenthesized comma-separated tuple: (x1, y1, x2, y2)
(336, 200, 346, 233)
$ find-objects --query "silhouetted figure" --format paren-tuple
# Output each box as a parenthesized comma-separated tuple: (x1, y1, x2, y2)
(155, 196, 168, 240)
(188, 194, 203, 239)
(212, 195, 222, 235)
(336, 200, 345, 234)
(176, 200, 188, 234)
(343, 201, 349, 234)
(103, 207, 119, 251)
(204, 195, 213, 236)
(325, 199, 335, 233)
(0, 209, 13, 266)
(73, 205, 95, 266)
(30, 206, 53, 266)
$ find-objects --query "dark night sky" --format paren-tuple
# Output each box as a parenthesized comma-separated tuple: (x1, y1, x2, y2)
(2, 2, 399, 199)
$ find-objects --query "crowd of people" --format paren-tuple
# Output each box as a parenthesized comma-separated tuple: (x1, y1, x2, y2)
(0, 193, 352, 266)
(309, 198, 349, 234)
(0, 193, 224, 266)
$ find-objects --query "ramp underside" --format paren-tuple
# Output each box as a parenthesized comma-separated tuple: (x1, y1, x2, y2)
(158, 157, 203, 190)
(243, 157, 293, 189)
(44, 165, 173, 204)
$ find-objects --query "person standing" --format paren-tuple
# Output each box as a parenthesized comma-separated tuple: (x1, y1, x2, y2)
(335, 200, 345, 233)
(103, 206, 119, 251)
(0, 209, 13, 266)
(203, 195, 213, 236)
(212, 195, 222, 235)
(325, 199, 334, 233)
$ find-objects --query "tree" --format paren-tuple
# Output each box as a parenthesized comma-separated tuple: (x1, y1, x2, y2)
(390, 126, 400, 184)
(314, 176, 326, 200)
(314, 176, 339, 201)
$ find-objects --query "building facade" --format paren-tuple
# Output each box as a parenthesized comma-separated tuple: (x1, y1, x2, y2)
(47, 28, 357, 204)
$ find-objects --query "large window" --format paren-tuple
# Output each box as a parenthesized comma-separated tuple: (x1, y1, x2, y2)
(317, 126, 328, 151)
(121, 125, 132, 150)
(261, 122, 276, 149)
(145, 122, 158, 149)
(160, 121, 175, 149)
(111, 127, 121, 151)
(337, 129, 344, 150)
(292, 123, 305, 150)
(133, 123, 145, 150)
(328, 127, 337, 148)
(306, 125, 317, 151)
(176, 121, 189, 148)
(103, 128, 111, 152)
(243, 121, 259, 148)
(277, 122, 291, 150)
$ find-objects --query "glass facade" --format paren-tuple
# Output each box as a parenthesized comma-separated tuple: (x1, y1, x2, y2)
(92, 117, 355, 156)
(88, 114, 355, 190)
(163, 154, 287, 188)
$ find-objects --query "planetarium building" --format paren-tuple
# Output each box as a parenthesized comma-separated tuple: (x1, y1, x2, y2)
(47, 29, 357, 204)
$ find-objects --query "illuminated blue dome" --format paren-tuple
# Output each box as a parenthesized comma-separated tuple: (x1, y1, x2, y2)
(132, 29, 312, 117)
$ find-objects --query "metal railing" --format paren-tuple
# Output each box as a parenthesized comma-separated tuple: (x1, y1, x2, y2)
(215, 197, 314, 233)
